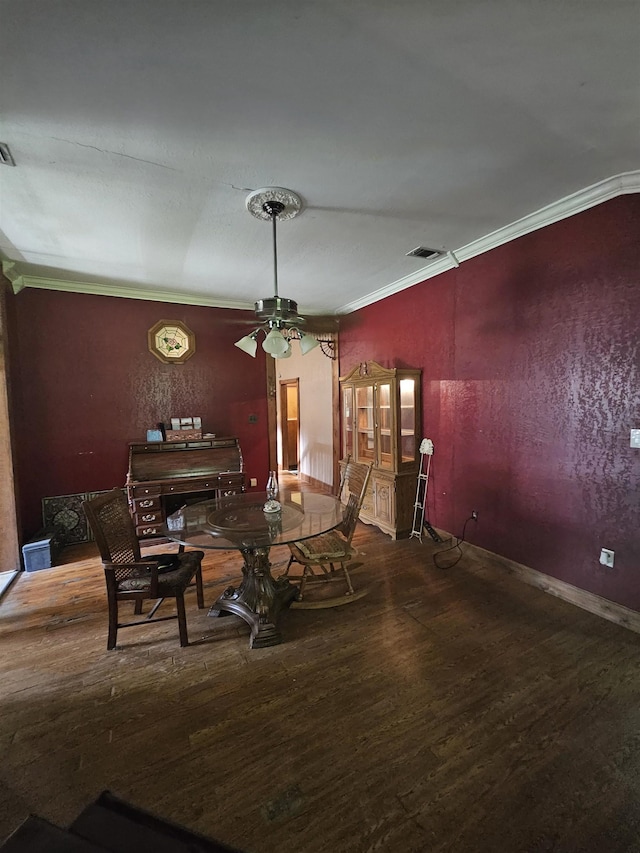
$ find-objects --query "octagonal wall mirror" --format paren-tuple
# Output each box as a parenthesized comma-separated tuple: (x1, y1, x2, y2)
(148, 320, 196, 364)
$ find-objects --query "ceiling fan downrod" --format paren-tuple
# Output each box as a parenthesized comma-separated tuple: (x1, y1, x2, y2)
(263, 200, 285, 299)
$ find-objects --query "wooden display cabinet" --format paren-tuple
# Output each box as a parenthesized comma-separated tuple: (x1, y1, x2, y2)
(340, 361, 421, 538)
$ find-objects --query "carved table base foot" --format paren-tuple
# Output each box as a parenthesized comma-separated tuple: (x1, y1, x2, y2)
(208, 547, 299, 647)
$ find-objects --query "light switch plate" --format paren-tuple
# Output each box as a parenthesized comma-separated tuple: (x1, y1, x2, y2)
(631, 429, 640, 448)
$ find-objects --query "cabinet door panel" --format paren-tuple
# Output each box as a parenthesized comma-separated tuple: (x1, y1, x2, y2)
(373, 477, 394, 526)
(399, 377, 418, 465)
(376, 381, 393, 470)
(342, 386, 354, 460)
(355, 385, 375, 463)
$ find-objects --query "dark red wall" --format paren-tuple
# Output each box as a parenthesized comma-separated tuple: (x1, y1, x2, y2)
(339, 195, 640, 611)
(9, 290, 270, 536)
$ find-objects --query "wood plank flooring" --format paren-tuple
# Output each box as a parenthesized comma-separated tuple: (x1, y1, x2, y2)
(1, 484, 639, 852)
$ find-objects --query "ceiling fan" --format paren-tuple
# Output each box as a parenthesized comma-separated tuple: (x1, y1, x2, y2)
(234, 188, 337, 360)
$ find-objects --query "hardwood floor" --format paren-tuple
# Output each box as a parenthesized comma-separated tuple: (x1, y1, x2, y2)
(1, 482, 639, 852)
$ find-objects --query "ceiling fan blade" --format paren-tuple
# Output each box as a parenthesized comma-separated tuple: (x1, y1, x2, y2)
(298, 314, 341, 334)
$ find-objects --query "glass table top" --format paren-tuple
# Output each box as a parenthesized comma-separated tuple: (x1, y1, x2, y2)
(162, 489, 343, 550)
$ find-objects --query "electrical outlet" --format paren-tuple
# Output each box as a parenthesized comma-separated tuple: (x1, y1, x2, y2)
(250, 478, 258, 487)
(599, 548, 614, 568)
(471, 510, 478, 520)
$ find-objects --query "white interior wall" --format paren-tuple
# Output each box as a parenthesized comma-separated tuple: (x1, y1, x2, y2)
(274, 343, 333, 486)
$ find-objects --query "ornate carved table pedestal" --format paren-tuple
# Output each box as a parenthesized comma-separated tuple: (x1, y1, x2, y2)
(164, 490, 343, 648)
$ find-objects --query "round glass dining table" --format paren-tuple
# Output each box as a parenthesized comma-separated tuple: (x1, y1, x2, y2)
(162, 489, 343, 648)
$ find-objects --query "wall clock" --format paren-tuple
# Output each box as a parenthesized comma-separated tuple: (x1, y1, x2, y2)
(148, 320, 196, 364)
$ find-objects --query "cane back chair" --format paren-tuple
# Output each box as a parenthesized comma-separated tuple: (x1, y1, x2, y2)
(83, 489, 205, 649)
(283, 458, 373, 606)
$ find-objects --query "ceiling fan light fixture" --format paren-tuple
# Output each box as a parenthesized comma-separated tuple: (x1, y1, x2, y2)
(299, 332, 320, 355)
(233, 187, 336, 360)
(272, 342, 292, 359)
(234, 332, 258, 357)
(262, 327, 288, 355)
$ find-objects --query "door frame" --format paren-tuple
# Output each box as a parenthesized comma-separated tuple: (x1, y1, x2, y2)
(280, 378, 300, 472)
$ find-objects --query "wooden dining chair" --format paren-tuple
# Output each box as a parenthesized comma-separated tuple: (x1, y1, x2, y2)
(283, 459, 373, 607)
(83, 489, 205, 649)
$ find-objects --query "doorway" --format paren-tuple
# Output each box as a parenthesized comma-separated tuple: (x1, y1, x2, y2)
(266, 336, 339, 492)
(280, 379, 300, 472)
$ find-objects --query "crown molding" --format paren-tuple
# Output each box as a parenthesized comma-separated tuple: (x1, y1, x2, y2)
(338, 170, 640, 314)
(1, 262, 25, 292)
(4, 171, 639, 313)
(0, 264, 253, 310)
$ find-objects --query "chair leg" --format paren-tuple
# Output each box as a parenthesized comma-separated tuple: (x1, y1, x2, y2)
(299, 574, 308, 600)
(134, 599, 143, 615)
(282, 554, 295, 577)
(176, 593, 189, 647)
(195, 566, 205, 609)
(342, 563, 355, 595)
(107, 598, 118, 650)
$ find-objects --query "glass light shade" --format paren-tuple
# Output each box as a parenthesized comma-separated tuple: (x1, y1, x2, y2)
(234, 333, 258, 357)
(272, 342, 292, 358)
(299, 333, 320, 355)
(263, 328, 288, 355)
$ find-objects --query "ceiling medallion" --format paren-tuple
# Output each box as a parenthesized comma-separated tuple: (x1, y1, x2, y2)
(245, 187, 303, 222)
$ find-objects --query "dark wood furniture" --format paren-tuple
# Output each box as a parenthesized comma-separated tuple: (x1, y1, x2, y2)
(126, 436, 244, 540)
(82, 489, 205, 649)
(163, 490, 344, 648)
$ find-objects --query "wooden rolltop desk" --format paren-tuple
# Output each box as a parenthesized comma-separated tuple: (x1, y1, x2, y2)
(126, 437, 245, 539)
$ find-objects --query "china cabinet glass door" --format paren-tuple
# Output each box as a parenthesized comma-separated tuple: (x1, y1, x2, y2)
(399, 377, 417, 464)
(356, 384, 375, 463)
(342, 385, 354, 460)
(376, 381, 393, 469)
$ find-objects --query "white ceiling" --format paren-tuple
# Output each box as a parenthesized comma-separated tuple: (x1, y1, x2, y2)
(1, 1, 638, 317)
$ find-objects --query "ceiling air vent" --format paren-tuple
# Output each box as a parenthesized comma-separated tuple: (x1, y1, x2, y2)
(0, 143, 16, 166)
(406, 246, 443, 260)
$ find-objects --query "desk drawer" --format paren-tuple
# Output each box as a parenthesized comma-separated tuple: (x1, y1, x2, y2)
(134, 509, 163, 526)
(162, 477, 217, 495)
(136, 523, 164, 538)
(218, 474, 245, 489)
(132, 495, 162, 512)
(130, 484, 162, 499)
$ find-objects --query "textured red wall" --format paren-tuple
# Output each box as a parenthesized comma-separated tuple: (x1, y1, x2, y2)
(10, 290, 270, 536)
(339, 195, 640, 611)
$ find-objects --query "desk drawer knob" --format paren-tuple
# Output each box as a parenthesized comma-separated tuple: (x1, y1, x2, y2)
(139, 499, 154, 508)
